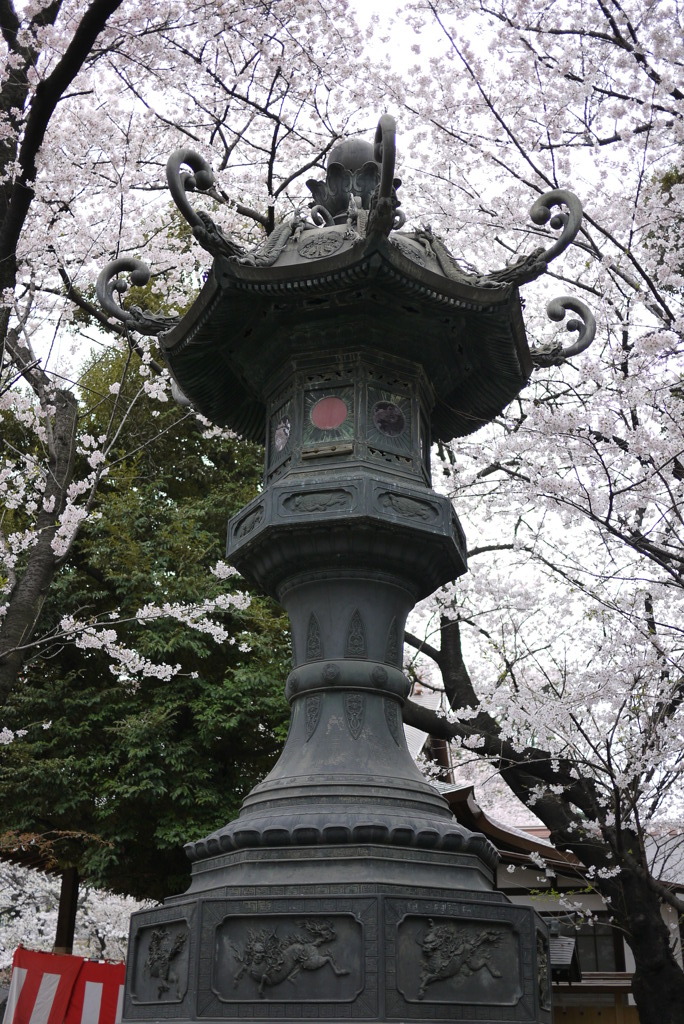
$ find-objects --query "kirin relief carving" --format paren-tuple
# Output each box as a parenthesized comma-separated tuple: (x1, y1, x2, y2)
(232, 919, 349, 998)
(417, 918, 502, 999)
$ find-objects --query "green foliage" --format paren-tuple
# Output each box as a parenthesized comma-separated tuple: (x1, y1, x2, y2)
(660, 167, 684, 195)
(0, 350, 291, 901)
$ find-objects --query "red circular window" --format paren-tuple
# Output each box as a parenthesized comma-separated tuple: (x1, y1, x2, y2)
(310, 396, 348, 430)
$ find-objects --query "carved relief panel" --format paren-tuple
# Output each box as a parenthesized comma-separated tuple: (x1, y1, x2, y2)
(537, 931, 552, 1011)
(217, 916, 355, 1001)
(346, 609, 367, 658)
(196, 899, 378, 1019)
(384, 898, 542, 1021)
(405, 916, 517, 1003)
(129, 918, 191, 1007)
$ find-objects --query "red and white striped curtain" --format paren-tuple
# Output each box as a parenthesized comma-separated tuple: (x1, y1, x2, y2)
(3, 947, 125, 1024)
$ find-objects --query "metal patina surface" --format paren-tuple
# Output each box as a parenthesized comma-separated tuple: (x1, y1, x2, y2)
(98, 114, 593, 1024)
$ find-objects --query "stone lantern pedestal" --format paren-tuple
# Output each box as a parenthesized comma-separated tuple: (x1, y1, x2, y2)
(98, 115, 594, 1024)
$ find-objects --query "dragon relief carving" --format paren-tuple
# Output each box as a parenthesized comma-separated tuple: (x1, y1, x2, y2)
(379, 491, 438, 521)
(235, 505, 263, 537)
(232, 919, 349, 998)
(143, 927, 187, 1000)
(417, 919, 502, 999)
(283, 490, 351, 513)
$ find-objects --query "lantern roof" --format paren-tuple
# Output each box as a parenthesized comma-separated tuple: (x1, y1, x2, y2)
(158, 233, 531, 443)
(97, 116, 595, 443)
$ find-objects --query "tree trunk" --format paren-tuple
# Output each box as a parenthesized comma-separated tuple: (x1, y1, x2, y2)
(611, 868, 684, 1024)
(0, 388, 78, 702)
(53, 867, 79, 955)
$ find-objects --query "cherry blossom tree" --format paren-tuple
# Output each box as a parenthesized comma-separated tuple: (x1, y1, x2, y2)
(0, 861, 145, 971)
(375, 2, 684, 1020)
(0, 0, 365, 703)
(0, 346, 292, 900)
(2, 0, 683, 1017)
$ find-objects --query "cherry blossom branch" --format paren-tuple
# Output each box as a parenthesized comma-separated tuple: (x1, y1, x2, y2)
(1, 0, 127, 269)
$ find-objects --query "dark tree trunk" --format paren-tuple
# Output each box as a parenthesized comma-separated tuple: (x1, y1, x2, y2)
(608, 869, 684, 1024)
(53, 867, 79, 955)
(0, 388, 78, 702)
(0, 0, 126, 701)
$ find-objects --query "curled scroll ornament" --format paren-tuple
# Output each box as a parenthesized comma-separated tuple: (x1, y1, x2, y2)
(531, 296, 597, 367)
(96, 259, 191, 405)
(367, 114, 403, 237)
(374, 114, 397, 203)
(311, 204, 335, 227)
(166, 148, 244, 261)
(529, 188, 583, 264)
(166, 148, 215, 229)
(96, 258, 181, 336)
(484, 189, 584, 287)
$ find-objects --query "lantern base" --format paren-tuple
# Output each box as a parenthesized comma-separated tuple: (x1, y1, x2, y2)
(122, 843, 551, 1024)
